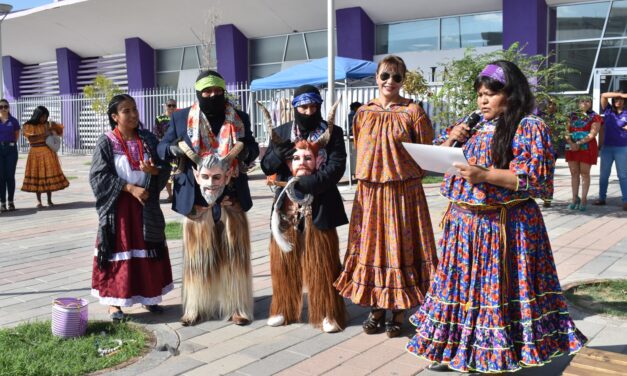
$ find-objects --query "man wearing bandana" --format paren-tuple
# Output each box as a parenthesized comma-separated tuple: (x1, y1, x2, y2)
(260, 85, 348, 333)
(158, 70, 258, 217)
(157, 70, 258, 325)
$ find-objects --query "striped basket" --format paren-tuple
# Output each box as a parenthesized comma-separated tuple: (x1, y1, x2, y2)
(51, 298, 88, 338)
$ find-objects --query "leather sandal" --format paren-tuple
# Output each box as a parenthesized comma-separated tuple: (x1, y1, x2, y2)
(385, 310, 405, 338)
(362, 308, 385, 334)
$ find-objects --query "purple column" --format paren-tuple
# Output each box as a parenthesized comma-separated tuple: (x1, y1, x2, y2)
(216, 24, 249, 84)
(125, 37, 156, 91)
(336, 7, 374, 61)
(503, 0, 547, 55)
(2, 56, 24, 101)
(56, 48, 82, 151)
(125, 37, 155, 132)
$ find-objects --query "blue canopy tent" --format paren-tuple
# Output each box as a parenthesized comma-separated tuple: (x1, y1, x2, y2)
(250, 56, 377, 91)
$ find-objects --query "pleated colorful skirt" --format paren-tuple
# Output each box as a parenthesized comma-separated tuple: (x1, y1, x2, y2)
(406, 199, 587, 373)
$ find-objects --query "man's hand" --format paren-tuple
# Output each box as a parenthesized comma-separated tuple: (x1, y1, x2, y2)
(274, 141, 295, 161)
(169, 144, 184, 158)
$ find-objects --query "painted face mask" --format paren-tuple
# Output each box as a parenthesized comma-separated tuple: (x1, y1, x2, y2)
(193, 164, 230, 205)
(289, 148, 317, 177)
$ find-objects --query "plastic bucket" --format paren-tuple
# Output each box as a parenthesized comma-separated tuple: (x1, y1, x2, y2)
(51, 298, 88, 338)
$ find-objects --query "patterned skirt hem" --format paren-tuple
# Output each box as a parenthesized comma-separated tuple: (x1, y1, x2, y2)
(404, 344, 585, 374)
(91, 283, 174, 307)
(335, 274, 424, 310)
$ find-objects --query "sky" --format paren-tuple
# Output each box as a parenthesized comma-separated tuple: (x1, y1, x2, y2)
(4, 0, 52, 12)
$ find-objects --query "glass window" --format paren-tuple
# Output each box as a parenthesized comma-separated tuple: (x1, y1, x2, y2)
(555, 2, 609, 41)
(285, 34, 307, 61)
(460, 12, 502, 47)
(182, 46, 199, 70)
(157, 72, 179, 89)
(604, 0, 627, 38)
(197, 45, 216, 69)
(250, 64, 281, 80)
(386, 19, 439, 53)
(555, 41, 600, 90)
(305, 31, 328, 59)
(375, 24, 389, 54)
(156, 48, 182, 72)
(250, 36, 285, 65)
(596, 38, 627, 68)
(441, 17, 460, 50)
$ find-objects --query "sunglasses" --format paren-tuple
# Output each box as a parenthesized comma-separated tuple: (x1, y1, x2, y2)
(166, 104, 176, 108)
(0, 105, 8, 110)
(379, 72, 403, 83)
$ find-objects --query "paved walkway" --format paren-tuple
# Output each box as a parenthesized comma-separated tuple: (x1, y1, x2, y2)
(1, 154, 626, 376)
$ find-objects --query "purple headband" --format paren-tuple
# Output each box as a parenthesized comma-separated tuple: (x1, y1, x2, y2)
(479, 64, 506, 85)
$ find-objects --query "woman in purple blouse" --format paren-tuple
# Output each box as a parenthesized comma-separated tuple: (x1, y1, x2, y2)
(0, 99, 20, 212)
(594, 91, 627, 211)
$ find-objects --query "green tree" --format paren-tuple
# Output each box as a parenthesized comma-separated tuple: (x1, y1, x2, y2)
(403, 68, 430, 97)
(83, 75, 122, 124)
(431, 43, 578, 144)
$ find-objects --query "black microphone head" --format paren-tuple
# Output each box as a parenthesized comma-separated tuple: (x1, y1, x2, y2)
(467, 111, 482, 129)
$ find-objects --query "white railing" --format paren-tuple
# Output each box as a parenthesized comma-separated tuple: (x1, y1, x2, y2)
(11, 82, 445, 155)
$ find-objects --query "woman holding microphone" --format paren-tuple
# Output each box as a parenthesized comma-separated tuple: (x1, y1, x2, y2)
(406, 60, 586, 373)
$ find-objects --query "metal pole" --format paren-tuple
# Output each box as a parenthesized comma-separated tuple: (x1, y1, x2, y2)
(327, 0, 335, 113)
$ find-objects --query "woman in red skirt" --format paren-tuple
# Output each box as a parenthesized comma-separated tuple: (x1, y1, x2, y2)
(90, 94, 173, 320)
(565, 97, 601, 211)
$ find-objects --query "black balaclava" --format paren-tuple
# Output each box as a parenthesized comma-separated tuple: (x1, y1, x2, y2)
(293, 85, 323, 134)
(195, 70, 226, 120)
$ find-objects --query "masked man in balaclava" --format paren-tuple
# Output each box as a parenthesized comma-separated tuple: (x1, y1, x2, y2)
(157, 70, 259, 325)
(260, 84, 348, 332)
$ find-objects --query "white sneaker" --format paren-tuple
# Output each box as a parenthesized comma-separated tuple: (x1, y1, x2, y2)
(267, 314, 285, 327)
(322, 317, 341, 333)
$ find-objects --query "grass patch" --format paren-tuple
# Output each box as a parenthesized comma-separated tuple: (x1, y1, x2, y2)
(565, 279, 627, 318)
(422, 175, 443, 184)
(66, 176, 78, 180)
(83, 161, 92, 166)
(165, 221, 182, 240)
(0, 320, 148, 376)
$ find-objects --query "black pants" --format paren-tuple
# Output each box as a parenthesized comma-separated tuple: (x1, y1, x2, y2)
(0, 142, 18, 203)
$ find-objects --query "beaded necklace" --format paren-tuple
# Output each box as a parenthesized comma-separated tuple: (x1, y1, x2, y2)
(113, 127, 144, 170)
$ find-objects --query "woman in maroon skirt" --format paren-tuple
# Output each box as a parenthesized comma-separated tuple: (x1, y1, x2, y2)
(565, 97, 601, 211)
(90, 94, 173, 320)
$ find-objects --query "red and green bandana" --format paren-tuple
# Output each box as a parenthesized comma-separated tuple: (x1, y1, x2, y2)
(186, 102, 244, 174)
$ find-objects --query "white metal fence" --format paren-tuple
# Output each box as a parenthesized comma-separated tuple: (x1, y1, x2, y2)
(11, 82, 445, 155)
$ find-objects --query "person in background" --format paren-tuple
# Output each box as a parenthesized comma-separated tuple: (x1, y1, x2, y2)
(90, 94, 173, 320)
(0, 99, 20, 212)
(406, 60, 586, 373)
(347, 101, 362, 137)
(335, 55, 437, 338)
(155, 98, 177, 202)
(594, 91, 627, 210)
(565, 96, 601, 211)
(538, 99, 559, 207)
(21, 106, 69, 208)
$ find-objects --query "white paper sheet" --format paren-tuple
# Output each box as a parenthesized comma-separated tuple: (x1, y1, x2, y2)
(402, 143, 468, 176)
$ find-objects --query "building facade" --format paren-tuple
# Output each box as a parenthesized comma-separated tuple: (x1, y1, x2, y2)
(2, 0, 626, 100)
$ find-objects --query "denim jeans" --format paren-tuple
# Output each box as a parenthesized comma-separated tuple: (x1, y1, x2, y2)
(0, 142, 18, 203)
(598, 145, 627, 203)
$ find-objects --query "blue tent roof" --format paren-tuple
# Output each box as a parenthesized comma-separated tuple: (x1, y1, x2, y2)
(250, 56, 377, 91)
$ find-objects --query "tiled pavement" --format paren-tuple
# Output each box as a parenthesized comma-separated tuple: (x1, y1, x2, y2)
(1, 154, 626, 376)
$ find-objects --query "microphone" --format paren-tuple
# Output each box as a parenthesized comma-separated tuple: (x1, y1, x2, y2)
(451, 111, 482, 148)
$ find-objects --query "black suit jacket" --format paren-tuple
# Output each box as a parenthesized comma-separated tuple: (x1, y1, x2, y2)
(261, 121, 348, 230)
(157, 106, 259, 216)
